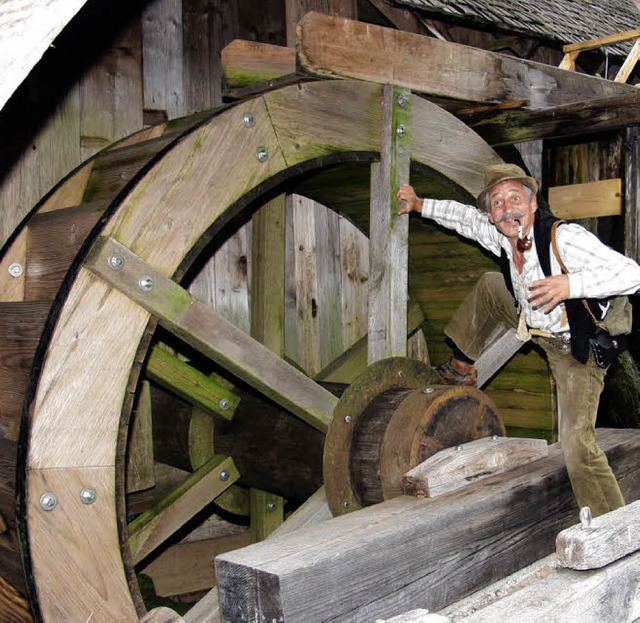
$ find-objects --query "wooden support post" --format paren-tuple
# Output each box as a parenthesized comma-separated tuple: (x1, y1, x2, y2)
(369, 84, 411, 364)
(125, 380, 155, 493)
(250, 488, 284, 542)
(615, 37, 640, 83)
(215, 429, 640, 622)
(625, 126, 640, 262)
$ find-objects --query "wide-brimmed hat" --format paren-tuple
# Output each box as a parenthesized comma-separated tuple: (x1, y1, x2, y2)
(477, 163, 538, 211)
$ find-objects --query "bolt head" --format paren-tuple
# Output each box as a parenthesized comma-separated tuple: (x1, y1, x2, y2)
(397, 92, 409, 107)
(8, 262, 23, 278)
(267, 501, 277, 512)
(139, 276, 154, 292)
(344, 415, 352, 423)
(396, 124, 407, 137)
(243, 112, 256, 128)
(256, 146, 269, 162)
(219, 470, 230, 482)
(80, 486, 98, 505)
(40, 492, 58, 511)
(456, 445, 463, 452)
(423, 387, 434, 394)
(342, 501, 350, 508)
(108, 254, 124, 271)
(219, 398, 230, 410)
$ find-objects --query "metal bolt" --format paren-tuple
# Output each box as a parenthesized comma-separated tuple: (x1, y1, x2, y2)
(8, 262, 23, 278)
(219, 398, 230, 410)
(219, 470, 230, 482)
(40, 492, 58, 511)
(138, 276, 154, 292)
(397, 92, 409, 107)
(491, 435, 499, 441)
(398, 370, 404, 378)
(256, 146, 269, 162)
(108, 253, 124, 271)
(343, 501, 350, 508)
(396, 124, 407, 137)
(456, 445, 463, 452)
(423, 387, 434, 394)
(243, 112, 256, 128)
(80, 486, 97, 505)
(344, 415, 352, 424)
(267, 501, 277, 512)
(580, 506, 593, 530)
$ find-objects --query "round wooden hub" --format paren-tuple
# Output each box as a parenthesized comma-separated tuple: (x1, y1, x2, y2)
(323, 358, 504, 516)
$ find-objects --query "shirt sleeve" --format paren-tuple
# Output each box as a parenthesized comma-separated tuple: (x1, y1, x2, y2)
(555, 223, 640, 298)
(421, 198, 502, 257)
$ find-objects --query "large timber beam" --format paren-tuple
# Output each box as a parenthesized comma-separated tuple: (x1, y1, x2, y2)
(215, 428, 640, 622)
(296, 13, 639, 110)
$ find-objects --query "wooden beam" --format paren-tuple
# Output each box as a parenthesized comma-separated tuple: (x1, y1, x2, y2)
(625, 126, 640, 262)
(368, 84, 411, 363)
(222, 40, 296, 88)
(86, 236, 338, 433)
(402, 436, 549, 498)
(250, 489, 284, 542)
(615, 37, 640, 83)
(215, 429, 640, 622)
(562, 28, 640, 54)
(466, 93, 640, 146)
(146, 345, 240, 421)
(548, 178, 622, 220)
(128, 454, 239, 564)
(296, 13, 639, 110)
(125, 380, 155, 494)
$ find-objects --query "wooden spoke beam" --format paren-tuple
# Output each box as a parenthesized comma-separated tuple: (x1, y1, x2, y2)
(368, 84, 411, 363)
(297, 13, 639, 110)
(128, 454, 239, 565)
(146, 345, 240, 421)
(86, 236, 337, 433)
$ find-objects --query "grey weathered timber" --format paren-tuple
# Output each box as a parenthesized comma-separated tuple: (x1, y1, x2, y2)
(215, 429, 640, 623)
(86, 235, 337, 433)
(297, 13, 639, 110)
(441, 552, 640, 623)
(402, 436, 549, 498)
(475, 325, 522, 388)
(556, 499, 640, 570)
(625, 126, 640, 263)
(368, 84, 411, 363)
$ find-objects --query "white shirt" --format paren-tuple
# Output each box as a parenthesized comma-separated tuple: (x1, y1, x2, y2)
(422, 198, 640, 333)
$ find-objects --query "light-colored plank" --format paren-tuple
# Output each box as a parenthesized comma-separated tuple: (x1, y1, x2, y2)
(402, 436, 549, 498)
(562, 28, 640, 54)
(368, 84, 411, 363)
(615, 37, 640, 83)
(128, 454, 239, 564)
(140, 606, 185, 623)
(476, 326, 522, 388)
(87, 236, 337, 433)
(549, 178, 622, 219)
(222, 39, 296, 88)
(0, 0, 88, 113)
(0, 229, 27, 302)
(556, 499, 640, 570)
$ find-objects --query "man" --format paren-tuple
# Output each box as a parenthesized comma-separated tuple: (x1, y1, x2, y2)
(396, 163, 640, 517)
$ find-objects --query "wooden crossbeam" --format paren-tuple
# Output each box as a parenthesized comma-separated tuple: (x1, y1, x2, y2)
(562, 28, 640, 54)
(548, 178, 622, 219)
(86, 236, 338, 433)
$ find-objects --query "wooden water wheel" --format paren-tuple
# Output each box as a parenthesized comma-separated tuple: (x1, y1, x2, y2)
(0, 79, 547, 621)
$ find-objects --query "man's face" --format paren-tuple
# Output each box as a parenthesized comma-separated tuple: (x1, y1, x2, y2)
(486, 179, 537, 240)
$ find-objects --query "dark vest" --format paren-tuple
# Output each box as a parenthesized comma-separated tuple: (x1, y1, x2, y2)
(500, 211, 603, 363)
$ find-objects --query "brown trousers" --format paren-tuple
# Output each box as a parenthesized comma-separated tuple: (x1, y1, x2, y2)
(445, 272, 624, 517)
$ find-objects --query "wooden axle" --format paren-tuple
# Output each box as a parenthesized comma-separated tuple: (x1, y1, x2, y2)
(324, 358, 505, 516)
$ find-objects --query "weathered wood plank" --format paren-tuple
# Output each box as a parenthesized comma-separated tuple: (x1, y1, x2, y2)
(368, 84, 411, 363)
(475, 325, 522, 388)
(250, 489, 284, 542)
(87, 236, 338, 433)
(128, 454, 239, 565)
(140, 606, 185, 623)
(0, 229, 27, 302)
(126, 380, 155, 494)
(402, 436, 549, 498)
(556, 499, 640, 570)
(625, 126, 640, 262)
(549, 178, 622, 220)
(222, 40, 296, 88)
(296, 13, 639, 110)
(215, 429, 640, 622)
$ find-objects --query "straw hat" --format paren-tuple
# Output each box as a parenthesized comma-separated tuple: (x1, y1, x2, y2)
(477, 163, 538, 211)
